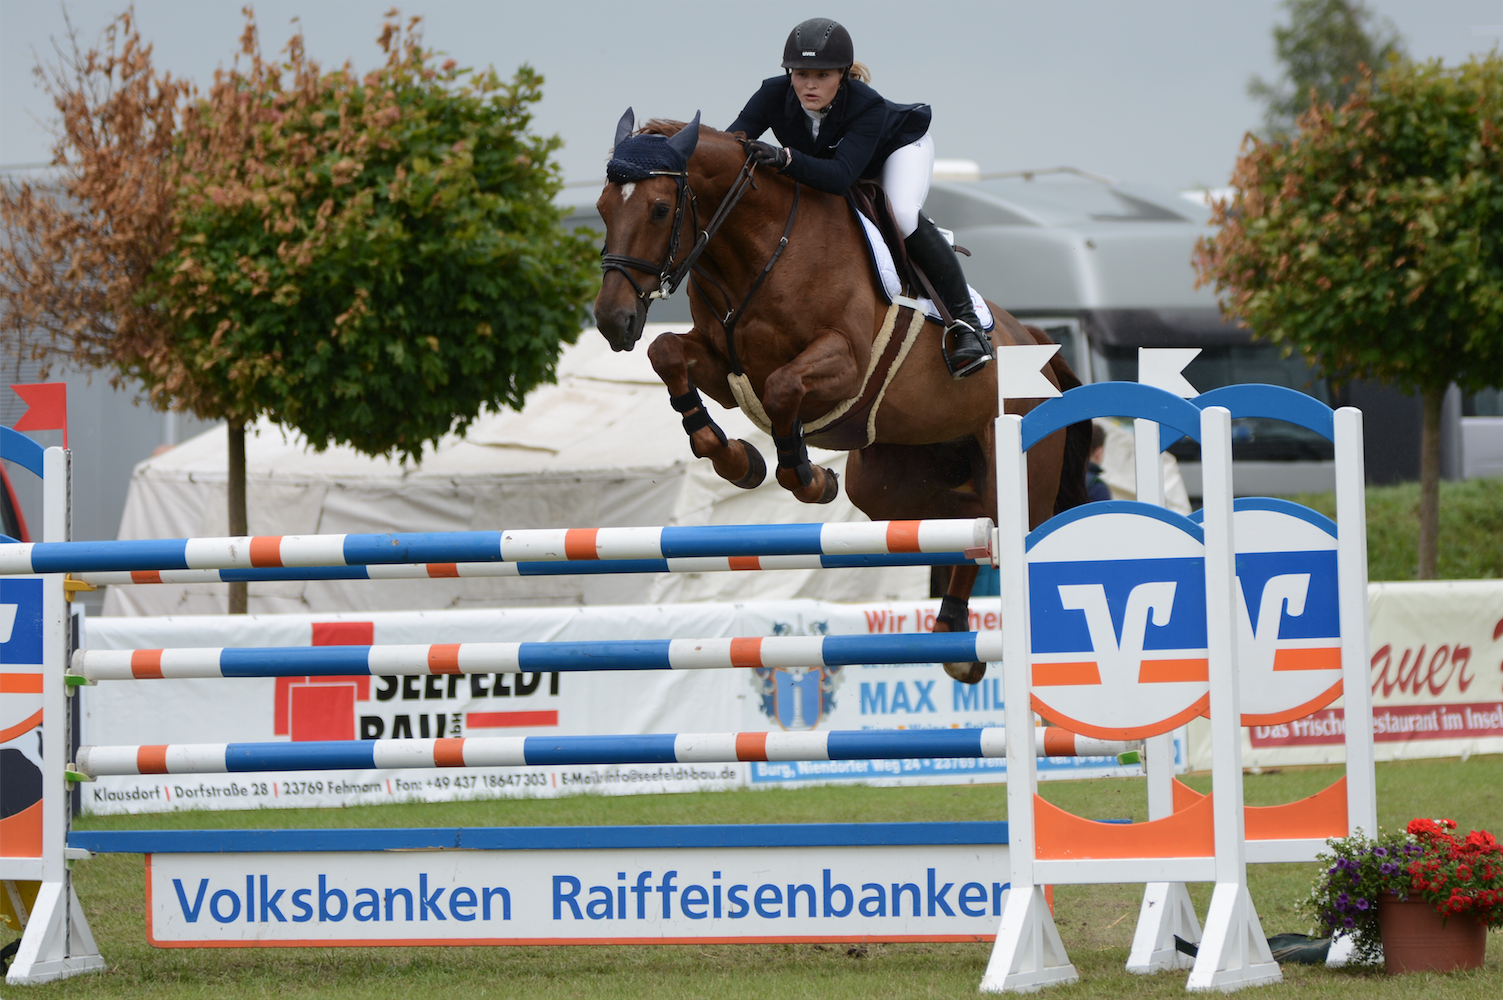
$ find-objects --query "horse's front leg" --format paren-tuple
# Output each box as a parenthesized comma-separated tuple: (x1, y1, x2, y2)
(646, 329, 766, 489)
(763, 332, 862, 504)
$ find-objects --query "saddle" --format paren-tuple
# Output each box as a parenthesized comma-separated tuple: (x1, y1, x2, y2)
(846, 181, 993, 330)
(847, 181, 914, 286)
(726, 182, 991, 452)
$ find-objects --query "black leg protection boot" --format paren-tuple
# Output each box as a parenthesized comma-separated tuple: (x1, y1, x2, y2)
(904, 218, 994, 378)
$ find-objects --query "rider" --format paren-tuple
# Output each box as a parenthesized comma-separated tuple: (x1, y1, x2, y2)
(727, 17, 994, 378)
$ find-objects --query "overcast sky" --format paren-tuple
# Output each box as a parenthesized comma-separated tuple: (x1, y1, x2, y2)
(3, 1, 1501, 198)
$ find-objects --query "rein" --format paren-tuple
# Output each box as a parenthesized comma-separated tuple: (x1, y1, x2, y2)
(600, 148, 801, 375)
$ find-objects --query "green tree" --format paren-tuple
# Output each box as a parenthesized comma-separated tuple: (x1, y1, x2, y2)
(1196, 56, 1503, 579)
(1248, 0, 1404, 139)
(1, 11, 596, 611)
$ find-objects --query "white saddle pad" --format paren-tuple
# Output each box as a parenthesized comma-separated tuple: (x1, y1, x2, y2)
(856, 212, 995, 332)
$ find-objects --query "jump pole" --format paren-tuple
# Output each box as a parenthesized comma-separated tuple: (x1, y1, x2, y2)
(71, 631, 1012, 680)
(71, 728, 1141, 777)
(0, 518, 993, 576)
(72, 549, 985, 587)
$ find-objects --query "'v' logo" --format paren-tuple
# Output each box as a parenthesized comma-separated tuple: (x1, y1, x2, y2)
(1056, 582, 1177, 690)
(1238, 573, 1311, 671)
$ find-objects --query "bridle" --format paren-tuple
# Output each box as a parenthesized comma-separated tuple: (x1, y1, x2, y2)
(600, 148, 800, 374)
(599, 167, 700, 303)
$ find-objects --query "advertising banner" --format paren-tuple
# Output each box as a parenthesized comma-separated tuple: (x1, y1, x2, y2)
(81, 599, 1159, 815)
(0, 576, 46, 859)
(141, 826, 1010, 946)
(1237, 581, 1503, 768)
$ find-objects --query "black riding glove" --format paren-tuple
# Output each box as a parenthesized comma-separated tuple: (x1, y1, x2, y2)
(746, 141, 791, 171)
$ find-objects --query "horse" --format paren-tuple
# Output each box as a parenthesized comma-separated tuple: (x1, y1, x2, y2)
(593, 111, 1090, 683)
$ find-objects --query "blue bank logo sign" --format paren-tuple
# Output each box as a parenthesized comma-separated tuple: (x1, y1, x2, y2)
(1028, 510, 1210, 739)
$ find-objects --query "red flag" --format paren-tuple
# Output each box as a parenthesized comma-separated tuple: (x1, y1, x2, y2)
(10, 382, 67, 449)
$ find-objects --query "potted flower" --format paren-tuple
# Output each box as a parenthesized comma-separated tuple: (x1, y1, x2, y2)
(1305, 818, 1501, 973)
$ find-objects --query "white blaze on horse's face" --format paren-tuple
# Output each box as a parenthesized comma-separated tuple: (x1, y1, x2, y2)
(620, 182, 636, 201)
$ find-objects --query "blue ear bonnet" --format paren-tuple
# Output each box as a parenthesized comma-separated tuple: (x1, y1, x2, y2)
(607, 134, 685, 183)
(605, 108, 702, 184)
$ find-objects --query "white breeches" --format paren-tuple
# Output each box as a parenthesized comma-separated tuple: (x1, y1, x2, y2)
(879, 132, 934, 238)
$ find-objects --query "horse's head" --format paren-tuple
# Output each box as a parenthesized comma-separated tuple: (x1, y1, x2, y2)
(594, 109, 701, 351)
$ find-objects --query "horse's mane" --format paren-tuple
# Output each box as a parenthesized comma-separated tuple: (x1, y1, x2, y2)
(640, 118, 738, 145)
(639, 119, 687, 137)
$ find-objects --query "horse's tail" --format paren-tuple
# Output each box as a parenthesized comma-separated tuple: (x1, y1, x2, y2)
(1023, 324, 1093, 514)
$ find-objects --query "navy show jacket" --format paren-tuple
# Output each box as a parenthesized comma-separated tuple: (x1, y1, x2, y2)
(727, 75, 931, 195)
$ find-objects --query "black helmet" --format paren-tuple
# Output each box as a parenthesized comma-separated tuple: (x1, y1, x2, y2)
(781, 18, 853, 71)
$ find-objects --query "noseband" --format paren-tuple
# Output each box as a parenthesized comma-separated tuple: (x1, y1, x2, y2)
(599, 147, 800, 375)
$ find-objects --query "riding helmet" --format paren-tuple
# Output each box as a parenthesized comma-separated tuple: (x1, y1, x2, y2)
(781, 18, 854, 71)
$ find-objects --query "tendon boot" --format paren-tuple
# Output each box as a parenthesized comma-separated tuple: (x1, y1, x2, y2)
(904, 218, 994, 378)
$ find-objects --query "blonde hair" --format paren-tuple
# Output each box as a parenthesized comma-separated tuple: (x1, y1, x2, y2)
(848, 61, 871, 83)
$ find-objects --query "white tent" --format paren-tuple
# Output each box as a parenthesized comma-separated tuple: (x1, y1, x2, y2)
(103, 326, 929, 616)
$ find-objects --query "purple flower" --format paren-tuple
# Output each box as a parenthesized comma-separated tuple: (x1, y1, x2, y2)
(1336, 893, 1350, 906)
(1328, 865, 1340, 875)
(1380, 863, 1398, 875)
(1355, 898, 1370, 911)
(1374, 847, 1389, 857)
(1343, 916, 1356, 928)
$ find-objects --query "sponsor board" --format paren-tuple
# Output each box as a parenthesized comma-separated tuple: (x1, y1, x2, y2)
(1, 577, 45, 858)
(144, 832, 1010, 945)
(1251, 703, 1503, 747)
(81, 600, 1159, 815)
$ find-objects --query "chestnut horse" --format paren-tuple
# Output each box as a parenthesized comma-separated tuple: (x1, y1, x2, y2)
(594, 113, 1089, 682)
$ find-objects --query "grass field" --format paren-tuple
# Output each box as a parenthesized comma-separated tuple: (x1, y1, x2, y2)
(1292, 476, 1503, 581)
(4, 756, 1501, 998)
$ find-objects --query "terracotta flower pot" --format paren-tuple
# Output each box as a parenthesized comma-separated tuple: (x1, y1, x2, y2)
(1377, 894, 1487, 975)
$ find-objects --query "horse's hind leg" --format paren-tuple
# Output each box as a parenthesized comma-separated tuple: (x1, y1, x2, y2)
(647, 331, 766, 489)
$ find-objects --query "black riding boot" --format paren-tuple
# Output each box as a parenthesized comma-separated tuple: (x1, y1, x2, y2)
(904, 217, 994, 378)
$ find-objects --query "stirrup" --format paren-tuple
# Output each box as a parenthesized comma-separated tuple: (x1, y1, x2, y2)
(941, 320, 995, 379)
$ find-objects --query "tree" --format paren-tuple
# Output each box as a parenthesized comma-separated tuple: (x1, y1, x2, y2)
(1247, 0, 1404, 139)
(1, 10, 597, 611)
(1196, 56, 1503, 579)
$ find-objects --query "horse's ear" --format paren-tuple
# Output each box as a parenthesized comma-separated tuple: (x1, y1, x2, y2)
(667, 110, 701, 161)
(614, 107, 635, 148)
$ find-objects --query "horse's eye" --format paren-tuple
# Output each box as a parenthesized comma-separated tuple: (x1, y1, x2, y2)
(652, 202, 671, 221)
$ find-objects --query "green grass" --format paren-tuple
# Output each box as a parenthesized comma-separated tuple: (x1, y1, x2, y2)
(1289, 476, 1503, 581)
(5, 757, 1503, 998)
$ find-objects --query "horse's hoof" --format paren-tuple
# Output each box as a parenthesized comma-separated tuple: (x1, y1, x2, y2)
(816, 466, 839, 504)
(944, 661, 987, 685)
(731, 440, 766, 489)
